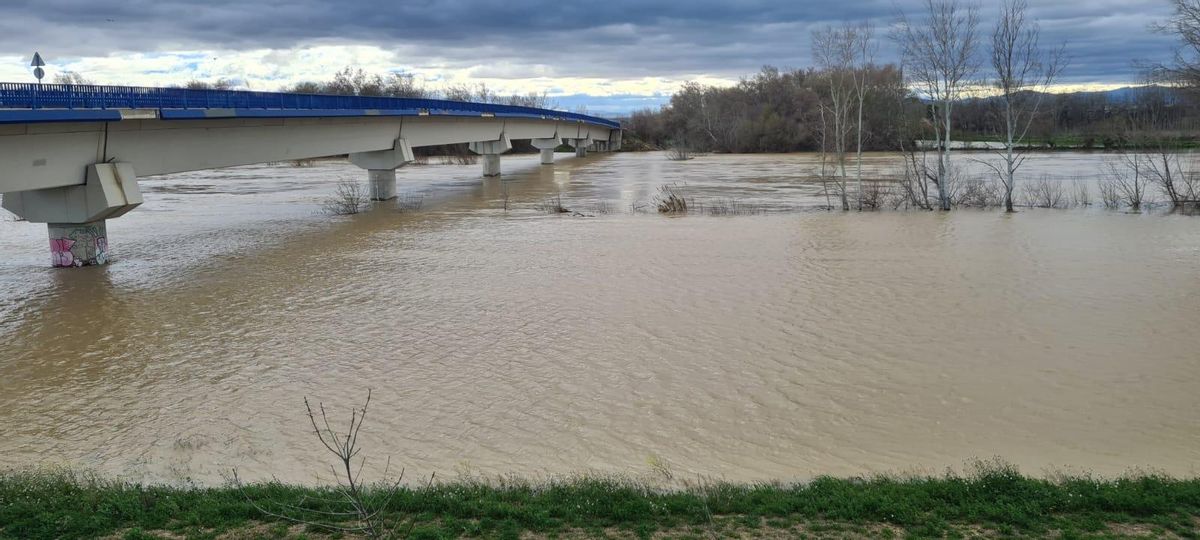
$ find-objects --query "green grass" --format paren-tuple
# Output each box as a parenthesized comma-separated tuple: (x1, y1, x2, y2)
(2, 462, 1199, 539)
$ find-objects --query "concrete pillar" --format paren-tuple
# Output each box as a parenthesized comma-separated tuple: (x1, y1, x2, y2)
(3, 163, 140, 268)
(482, 154, 502, 177)
(350, 138, 413, 201)
(530, 137, 561, 166)
(48, 220, 109, 267)
(367, 169, 398, 201)
(468, 135, 512, 178)
(567, 138, 591, 157)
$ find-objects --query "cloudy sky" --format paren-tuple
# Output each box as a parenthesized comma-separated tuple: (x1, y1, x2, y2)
(0, 0, 1181, 114)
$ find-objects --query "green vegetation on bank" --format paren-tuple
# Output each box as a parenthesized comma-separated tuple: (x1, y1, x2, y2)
(3, 462, 1200, 539)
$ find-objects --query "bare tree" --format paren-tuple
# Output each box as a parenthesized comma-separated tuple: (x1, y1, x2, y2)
(1141, 144, 1198, 209)
(816, 104, 835, 210)
(1119, 81, 1198, 210)
(813, 26, 856, 210)
(52, 71, 93, 85)
(184, 78, 237, 90)
(850, 23, 878, 211)
(1103, 153, 1150, 212)
(985, 0, 1066, 212)
(1156, 0, 1200, 88)
(894, 0, 981, 211)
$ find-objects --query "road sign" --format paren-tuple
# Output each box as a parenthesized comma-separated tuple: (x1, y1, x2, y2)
(31, 52, 45, 67)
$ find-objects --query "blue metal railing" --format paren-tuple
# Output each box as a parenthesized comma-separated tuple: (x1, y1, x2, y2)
(0, 82, 620, 129)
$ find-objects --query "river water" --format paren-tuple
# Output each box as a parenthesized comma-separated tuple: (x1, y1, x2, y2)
(1, 152, 1198, 485)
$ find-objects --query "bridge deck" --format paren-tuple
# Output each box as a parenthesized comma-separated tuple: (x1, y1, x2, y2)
(0, 83, 620, 129)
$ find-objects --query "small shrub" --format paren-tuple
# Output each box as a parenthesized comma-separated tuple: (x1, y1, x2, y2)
(665, 143, 693, 161)
(535, 195, 570, 214)
(1098, 177, 1122, 209)
(654, 184, 690, 213)
(1021, 176, 1066, 209)
(953, 177, 1002, 208)
(322, 181, 369, 215)
(701, 198, 764, 215)
(1069, 178, 1092, 207)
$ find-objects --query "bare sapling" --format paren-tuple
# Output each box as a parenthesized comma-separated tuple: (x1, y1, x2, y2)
(234, 390, 434, 540)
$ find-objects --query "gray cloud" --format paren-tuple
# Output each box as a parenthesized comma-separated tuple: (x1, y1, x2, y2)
(0, 0, 1180, 85)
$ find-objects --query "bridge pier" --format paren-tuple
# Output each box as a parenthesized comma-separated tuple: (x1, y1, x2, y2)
(568, 138, 591, 158)
(48, 221, 109, 267)
(481, 155, 501, 177)
(349, 138, 414, 201)
(367, 169, 398, 201)
(1, 163, 141, 267)
(530, 138, 561, 165)
(469, 136, 512, 178)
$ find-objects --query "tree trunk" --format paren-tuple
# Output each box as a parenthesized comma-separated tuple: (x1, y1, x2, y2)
(855, 96, 865, 211)
(938, 103, 953, 211)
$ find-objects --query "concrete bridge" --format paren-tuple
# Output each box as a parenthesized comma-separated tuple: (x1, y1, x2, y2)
(0, 83, 622, 267)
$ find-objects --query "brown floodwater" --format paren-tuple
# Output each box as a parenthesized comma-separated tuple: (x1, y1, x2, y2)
(1, 151, 1198, 485)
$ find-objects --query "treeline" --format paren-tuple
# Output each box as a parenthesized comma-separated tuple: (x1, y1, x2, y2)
(628, 76, 1200, 153)
(176, 67, 557, 109)
(626, 66, 912, 153)
(954, 87, 1200, 148)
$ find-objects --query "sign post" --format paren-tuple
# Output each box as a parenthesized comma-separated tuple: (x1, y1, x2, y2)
(31, 52, 45, 109)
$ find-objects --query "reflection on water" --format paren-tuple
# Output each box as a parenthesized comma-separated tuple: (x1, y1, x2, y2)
(1, 151, 1198, 485)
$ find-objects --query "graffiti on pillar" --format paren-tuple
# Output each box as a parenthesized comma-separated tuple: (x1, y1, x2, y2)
(49, 223, 109, 267)
(50, 238, 76, 267)
(94, 237, 109, 264)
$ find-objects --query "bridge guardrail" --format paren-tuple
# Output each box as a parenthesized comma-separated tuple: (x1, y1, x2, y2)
(0, 82, 620, 129)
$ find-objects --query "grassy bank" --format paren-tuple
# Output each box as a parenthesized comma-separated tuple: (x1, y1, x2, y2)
(2, 463, 1199, 539)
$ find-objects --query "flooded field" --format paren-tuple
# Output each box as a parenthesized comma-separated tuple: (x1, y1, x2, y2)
(1, 151, 1198, 485)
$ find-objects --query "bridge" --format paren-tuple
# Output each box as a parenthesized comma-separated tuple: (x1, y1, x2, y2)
(0, 83, 622, 267)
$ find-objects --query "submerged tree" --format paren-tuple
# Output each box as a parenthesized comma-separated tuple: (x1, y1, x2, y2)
(850, 24, 878, 211)
(986, 0, 1066, 212)
(812, 26, 857, 210)
(893, 0, 981, 211)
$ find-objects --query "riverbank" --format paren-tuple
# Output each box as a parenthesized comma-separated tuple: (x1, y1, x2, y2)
(3, 463, 1199, 539)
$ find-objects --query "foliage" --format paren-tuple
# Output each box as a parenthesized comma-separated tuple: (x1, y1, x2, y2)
(4, 461, 1200, 539)
(625, 66, 918, 155)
